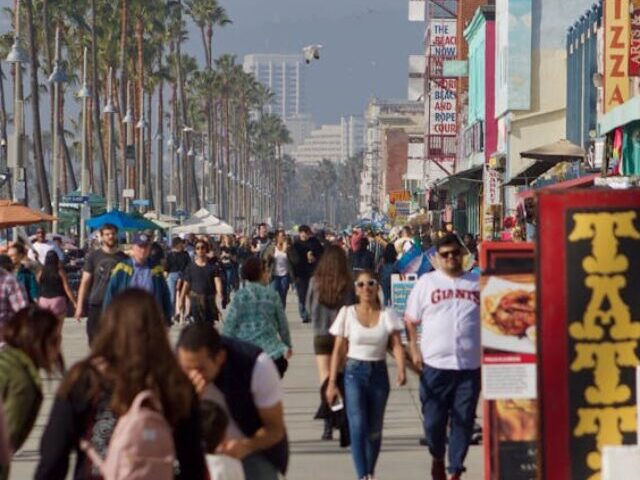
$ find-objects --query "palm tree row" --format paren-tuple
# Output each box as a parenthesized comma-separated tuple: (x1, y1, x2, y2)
(1, 0, 292, 228)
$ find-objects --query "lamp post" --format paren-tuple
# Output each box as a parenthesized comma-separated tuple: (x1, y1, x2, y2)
(136, 90, 147, 213)
(48, 27, 67, 234)
(122, 82, 134, 213)
(5, 0, 28, 240)
(102, 67, 117, 211)
(77, 47, 91, 248)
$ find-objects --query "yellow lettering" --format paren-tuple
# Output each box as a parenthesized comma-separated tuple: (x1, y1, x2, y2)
(568, 212, 640, 274)
(569, 275, 639, 340)
(574, 406, 636, 480)
(571, 342, 639, 404)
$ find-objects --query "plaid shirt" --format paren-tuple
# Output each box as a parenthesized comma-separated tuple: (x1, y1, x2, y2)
(0, 268, 28, 324)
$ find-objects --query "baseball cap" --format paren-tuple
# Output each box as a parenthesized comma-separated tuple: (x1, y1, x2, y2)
(132, 233, 151, 247)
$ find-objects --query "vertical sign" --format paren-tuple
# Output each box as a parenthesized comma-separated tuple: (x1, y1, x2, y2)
(538, 190, 640, 480)
(604, 0, 630, 111)
(429, 78, 457, 135)
(630, 1, 640, 75)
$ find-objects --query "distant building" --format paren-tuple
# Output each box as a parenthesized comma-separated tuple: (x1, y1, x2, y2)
(341, 115, 365, 161)
(283, 114, 316, 153)
(243, 54, 306, 119)
(290, 124, 342, 165)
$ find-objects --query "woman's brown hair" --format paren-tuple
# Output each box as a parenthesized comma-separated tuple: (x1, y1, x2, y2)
(4, 305, 63, 372)
(59, 290, 194, 425)
(313, 245, 352, 309)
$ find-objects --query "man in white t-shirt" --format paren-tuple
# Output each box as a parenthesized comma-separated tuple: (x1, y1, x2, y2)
(28, 227, 64, 264)
(177, 324, 288, 480)
(404, 233, 481, 480)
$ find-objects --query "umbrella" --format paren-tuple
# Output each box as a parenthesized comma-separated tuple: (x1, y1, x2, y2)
(0, 200, 56, 228)
(172, 208, 234, 235)
(520, 139, 586, 161)
(86, 209, 162, 232)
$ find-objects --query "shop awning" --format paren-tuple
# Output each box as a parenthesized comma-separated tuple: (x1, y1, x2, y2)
(436, 165, 483, 186)
(516, 173, 601, 199)
(504, 161, 558, 186)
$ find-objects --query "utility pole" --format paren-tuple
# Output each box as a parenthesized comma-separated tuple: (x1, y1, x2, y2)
(78, 47, 91, 248)
(103, 67, 117, 211)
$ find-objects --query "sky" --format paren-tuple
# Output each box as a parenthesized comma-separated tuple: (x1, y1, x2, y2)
(0, 0, 425, 126)
(187, 0, 425, 124)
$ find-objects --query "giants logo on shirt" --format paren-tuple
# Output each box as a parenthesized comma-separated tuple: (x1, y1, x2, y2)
(431, 288, 480, 305)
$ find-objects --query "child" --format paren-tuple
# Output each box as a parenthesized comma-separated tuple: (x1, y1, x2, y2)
(201, 400, 246, 480)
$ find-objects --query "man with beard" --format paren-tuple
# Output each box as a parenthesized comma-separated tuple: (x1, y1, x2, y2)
(74, 223, 126, 344)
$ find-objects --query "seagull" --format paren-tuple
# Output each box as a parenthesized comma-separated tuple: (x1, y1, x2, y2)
(303, 45, 323, 64)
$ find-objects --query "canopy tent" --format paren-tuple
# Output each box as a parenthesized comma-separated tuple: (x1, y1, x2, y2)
(0, 200, 56, 228)
(172, 208, 233, 235)
(143, 211, 179, 229)
(86, 209, 162, 232)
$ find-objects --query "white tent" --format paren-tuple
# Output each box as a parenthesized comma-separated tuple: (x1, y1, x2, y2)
(172, 208, 234, 235)
(143, 211, 179, 229)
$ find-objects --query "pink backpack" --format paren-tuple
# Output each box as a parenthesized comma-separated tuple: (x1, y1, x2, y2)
(81, 390, 176, 480)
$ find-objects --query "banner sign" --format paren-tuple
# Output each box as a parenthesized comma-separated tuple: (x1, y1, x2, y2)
(537, 189, 640, 480)
(429, 78, 457, 136)
(630, 3, 640, 76)
(604, 0, 630, 111)
(429, 19, 457, 58)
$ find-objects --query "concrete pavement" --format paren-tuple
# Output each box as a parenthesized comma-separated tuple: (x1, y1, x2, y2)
(9, 292, 483, 479)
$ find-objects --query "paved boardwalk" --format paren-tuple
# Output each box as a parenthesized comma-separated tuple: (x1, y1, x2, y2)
(10, 293, 482, 479)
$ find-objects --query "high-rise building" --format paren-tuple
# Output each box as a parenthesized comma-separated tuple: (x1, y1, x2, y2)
(341, 115, 365, 161)
(283, 114, 316, 153)
(243, 54, 306, 119)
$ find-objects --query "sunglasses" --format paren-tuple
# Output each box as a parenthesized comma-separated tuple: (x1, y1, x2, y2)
(355, 279, 378, 288)
(439, 249, 462, 258)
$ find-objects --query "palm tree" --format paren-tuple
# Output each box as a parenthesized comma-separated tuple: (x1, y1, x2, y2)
(24, 0, 51, 212)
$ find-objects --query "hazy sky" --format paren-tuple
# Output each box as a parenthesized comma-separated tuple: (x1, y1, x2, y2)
(188, 0, 425, 124)
(0, 0, 425, 126)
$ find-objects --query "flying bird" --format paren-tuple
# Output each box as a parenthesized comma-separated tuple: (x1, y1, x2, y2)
(303, 45, 323, 64)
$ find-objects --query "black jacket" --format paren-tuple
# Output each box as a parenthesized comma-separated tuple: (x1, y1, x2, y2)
(291, 237, 324, 279)
(35, 369, 206, 480)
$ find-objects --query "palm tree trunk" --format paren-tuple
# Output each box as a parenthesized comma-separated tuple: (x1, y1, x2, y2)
(0, 63, 8, 196)
(24, 0, 51, 212)
(91, 0, 106, 196)
(119, 0, 129, 175)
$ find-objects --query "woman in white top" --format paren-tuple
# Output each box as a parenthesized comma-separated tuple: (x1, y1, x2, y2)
(326, 270, 406, 480)
(264, 230, 295, 308)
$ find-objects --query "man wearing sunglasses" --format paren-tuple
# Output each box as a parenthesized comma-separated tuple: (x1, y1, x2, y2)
(404, 234, 480, 480)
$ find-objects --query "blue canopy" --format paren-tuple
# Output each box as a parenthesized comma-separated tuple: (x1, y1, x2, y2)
(86, 209, 162, 232)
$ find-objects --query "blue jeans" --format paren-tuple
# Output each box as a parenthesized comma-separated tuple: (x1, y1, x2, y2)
(419, 366, 481, 475)
(242, 453, 279, 480)
(344, 359, 390, 479)
(166, 272, 180, 316)
(270, 275, 290, 308)
(294, 277, 310, 322)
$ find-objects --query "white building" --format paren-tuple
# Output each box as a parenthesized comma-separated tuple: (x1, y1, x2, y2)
(341, 115, 365, 161)
(290, 124, 342, 165)
(243, 54, 306, 119)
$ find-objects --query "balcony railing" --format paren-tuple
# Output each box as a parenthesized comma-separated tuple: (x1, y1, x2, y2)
(462, 120, 484, 158)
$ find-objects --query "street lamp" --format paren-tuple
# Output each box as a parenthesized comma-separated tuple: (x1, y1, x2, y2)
(77, 47, 91, 248)
(102, 67, 117, 212)
(136, 92, 148, 211)
(122, 82, 134, 213)
(48, 27, 66, 234)
(5, 0, 28, 241)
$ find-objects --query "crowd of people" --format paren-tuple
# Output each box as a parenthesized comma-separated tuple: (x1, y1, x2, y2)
(0, 220, 481, 480)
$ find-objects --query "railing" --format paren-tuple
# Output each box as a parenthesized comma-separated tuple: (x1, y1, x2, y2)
(462, 120, 484, 158)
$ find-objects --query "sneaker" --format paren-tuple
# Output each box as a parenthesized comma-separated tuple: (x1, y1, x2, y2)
(431, 459, 446, 480)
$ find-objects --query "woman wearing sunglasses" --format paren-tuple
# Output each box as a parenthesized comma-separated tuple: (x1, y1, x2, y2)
(326, 270, 407, 480)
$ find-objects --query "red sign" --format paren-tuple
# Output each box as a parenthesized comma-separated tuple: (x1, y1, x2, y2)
(630, 6, 640, 76)
(537, 189, 640, 480)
